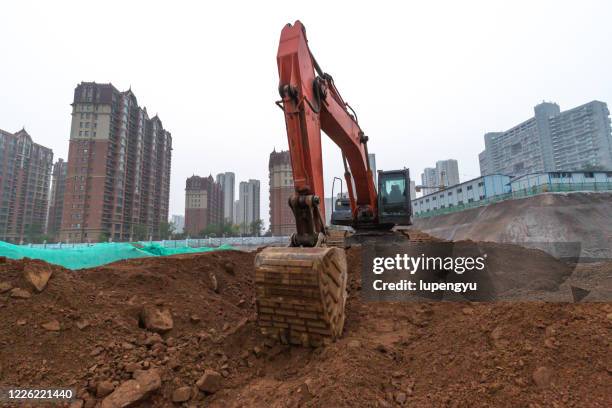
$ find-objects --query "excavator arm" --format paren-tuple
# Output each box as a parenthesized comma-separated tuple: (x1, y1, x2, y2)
(255, 21, 411, 347)
(277, 21, 378, 247)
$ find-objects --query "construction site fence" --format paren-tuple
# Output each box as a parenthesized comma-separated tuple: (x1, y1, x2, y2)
(26, 236, 291, 250)
(414, 182, 612, 219)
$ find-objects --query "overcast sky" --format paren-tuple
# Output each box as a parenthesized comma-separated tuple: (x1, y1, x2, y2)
(2, 0, 611, 227)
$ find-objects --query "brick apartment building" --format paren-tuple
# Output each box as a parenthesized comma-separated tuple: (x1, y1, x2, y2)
(184, 175, 224, 236)
(46, 158, 67, 238)
(0, 128, 53, 242)
(269, 149, 295, 236)
(60, 82, 172, 242)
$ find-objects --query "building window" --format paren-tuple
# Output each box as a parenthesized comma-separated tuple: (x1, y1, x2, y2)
(584, 172, 594, 178)
(448, 191, 452, 196)
(457, 188, 462, 193)
(478, 182, 484, 187)
(479, 195, 485, 200)
(467, 185, 473, 191)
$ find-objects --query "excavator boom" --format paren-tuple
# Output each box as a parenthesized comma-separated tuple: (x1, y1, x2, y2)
(276, 21, 379, 247)
(255, 21, 412, 346)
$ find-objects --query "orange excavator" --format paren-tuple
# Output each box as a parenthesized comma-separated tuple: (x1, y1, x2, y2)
(255, 21, 413, 346)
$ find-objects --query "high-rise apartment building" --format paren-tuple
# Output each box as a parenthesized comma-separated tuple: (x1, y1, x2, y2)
(236, 179, 260, 234)
(421, 167, 438, 195)
(46, 158, 67, 238)
(60, 82, 172, 243)
(0, 128, 53, 242)
(479, 101, 612, 176)
(269, 150, 295, 236)
(170, 214, 184, 234)
(184, 175, 223, 236)
(216, 172, 235, 222)
(420, 159, 460, 194)
(435, 159, 460, 188)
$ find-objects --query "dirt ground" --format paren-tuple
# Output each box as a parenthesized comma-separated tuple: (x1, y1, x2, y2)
(414, 192, 612, 261)
(0, 243, 611, 407)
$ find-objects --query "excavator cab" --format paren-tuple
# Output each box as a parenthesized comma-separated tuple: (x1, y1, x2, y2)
(377, 169, 413, 226)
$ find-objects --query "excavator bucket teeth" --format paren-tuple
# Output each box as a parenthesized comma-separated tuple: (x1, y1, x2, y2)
(254, 246, 348, 347)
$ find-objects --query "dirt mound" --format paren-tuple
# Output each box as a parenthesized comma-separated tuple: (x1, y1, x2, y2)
(414, 192, 612, 261)
(0, 245, 611, 407)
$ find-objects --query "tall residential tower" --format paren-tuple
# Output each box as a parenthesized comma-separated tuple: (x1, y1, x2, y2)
(0, 129, 53, 242)
(236, 179, 260, 234)
(184, 175, 223, 236)
(60, 82, 172, 242)
(216, 172, 235, 222)
(269, 150, 295, 236)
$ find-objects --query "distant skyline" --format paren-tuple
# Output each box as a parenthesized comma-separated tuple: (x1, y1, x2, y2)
(2, 1, 612, 227)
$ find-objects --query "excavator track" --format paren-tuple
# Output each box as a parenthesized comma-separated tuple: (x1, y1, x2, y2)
(254, 247, 347, 347)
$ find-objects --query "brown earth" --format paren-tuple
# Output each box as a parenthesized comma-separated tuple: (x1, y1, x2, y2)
(0, 244, 611, 408)
(414, 192, 612, 260)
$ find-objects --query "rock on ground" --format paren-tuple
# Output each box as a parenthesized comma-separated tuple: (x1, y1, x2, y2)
(96, 380, 115, 398)
(171, 386, 192, 402)
(196, 369, 223, 394)
(10, 287, 31, 299)
(24, 263, 53, 292)
(41, 320, 61, 331)
(532, 366, 553, 388)
(139, 304, 173, 333)
(100, 369, 161, 408)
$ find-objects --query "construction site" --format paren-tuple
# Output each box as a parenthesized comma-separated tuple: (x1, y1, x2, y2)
(1, 8, 612, 408)
(0, 190, 611, 407)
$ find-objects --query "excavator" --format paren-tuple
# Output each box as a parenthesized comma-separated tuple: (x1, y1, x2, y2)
(255, 21, 413, 347)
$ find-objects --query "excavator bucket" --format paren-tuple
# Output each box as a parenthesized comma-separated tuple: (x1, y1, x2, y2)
(254, 246, 348, 347)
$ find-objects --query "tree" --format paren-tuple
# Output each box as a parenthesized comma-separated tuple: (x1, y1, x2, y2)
(200, 219, 240, 238)
(249, 219, 264, 237)
(24, 223, 52, 244)
(159, 221, 175, 240)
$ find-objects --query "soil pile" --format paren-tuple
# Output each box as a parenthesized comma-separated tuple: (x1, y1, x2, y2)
(0, 243, 610, 407)
(414, 192, 612, 260)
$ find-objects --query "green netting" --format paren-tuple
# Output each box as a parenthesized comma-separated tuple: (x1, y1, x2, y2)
(137, 243, 234, 256)
(0, 241, 234, 270)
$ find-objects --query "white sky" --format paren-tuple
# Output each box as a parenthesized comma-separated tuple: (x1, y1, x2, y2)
(2, 0, 612, 228)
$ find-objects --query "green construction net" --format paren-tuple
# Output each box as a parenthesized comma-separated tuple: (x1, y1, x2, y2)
(0, 241, 234, 270)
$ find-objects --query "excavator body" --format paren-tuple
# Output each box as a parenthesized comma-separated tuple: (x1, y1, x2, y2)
(255, 21, 412, 346)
